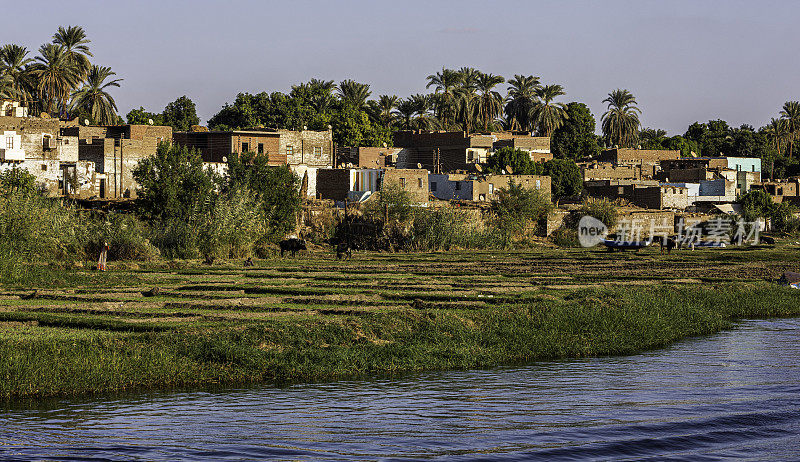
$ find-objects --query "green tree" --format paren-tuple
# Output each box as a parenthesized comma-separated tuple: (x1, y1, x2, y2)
(337, 79, 371, 109)
(544, 158, 582, 198)
(225, 151, 300, 241)
(132, 143, 216, 221)
(504, 74, 541, 132)
(531, 84, 568, 137)
(601, 89, 641, 147)
(126, 107, 164, 125)
(331, 104, 391, 147)
(69, 65, 122, 125)
(738, 189, 773, 223)
(491, 181, 553, 247)
(0, 167, 40, 197)
(551, 102, 601, 159)
(30, 43, 81, 115)
(780, 101, 800, 161)
(427, 67, 462, 129)
(162, 95, 200, 131)
(483, 147, 542, 175)
(52, 25, 92, 80)
(0, 44, 34, 105)
(476, 72, 505, 132)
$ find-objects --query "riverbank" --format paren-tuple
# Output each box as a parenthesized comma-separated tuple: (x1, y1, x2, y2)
(2, 247, 800, 398)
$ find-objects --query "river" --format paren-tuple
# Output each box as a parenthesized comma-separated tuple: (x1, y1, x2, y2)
(2, 318, 799, 461)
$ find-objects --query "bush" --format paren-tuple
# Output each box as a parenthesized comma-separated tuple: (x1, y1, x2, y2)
(84, 213, 159, 262)
(551, 227, 580, 248)
(196, 188, 266, 262)
(0, 192, 85, 282)
(411, 207, 498, 251)
(577, 197, 618, 229)
(0, 168, 42, 197)
(364, 184, 416, 224)
(492, 181, 553, 247)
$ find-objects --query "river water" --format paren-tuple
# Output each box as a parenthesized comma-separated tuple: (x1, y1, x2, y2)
(2, 318, 799, 461)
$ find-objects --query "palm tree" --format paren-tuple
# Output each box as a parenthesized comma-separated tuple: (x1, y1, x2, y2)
(52, 25, 92, 80)
(0, 44, 34, 104)
(601, 89, 641, 148)
(395, 94, 437, 130)
(375, 94, 398, 128)
(70, 65, 122, 125)
(766, 117, 787, 156)
(30, 44, 81, 115)
(426, 67, 462, 129)
(504, 74, 541, 132)
(476, 73, 505, 132)
(531, 84, 568, 137)
(395, 98, 416, 130)
(337, 79, 371, 109)
(0, 73, 15, 99)
(780, 101, 800, 161)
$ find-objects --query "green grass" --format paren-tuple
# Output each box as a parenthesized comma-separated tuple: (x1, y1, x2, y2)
(2, 245, 799, 398)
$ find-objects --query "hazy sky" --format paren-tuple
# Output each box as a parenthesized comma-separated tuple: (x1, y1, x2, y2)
(3, 0, 798, 134)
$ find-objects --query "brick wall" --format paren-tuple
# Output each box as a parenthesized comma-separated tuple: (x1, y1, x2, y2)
(383, 169, 429, 202)
(317, 168, 351, 201)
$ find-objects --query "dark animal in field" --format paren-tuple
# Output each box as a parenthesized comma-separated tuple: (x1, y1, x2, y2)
(336, 242, 352, 260)
(244, 257, 254, 267)
(142, 287, 161, 297)
(660, 236, 677, 254)
(280, 238, 307, 257)
(759, 235, 775, 245)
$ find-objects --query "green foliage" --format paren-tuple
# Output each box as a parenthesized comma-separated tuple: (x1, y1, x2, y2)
(365, 184, 416, 223)
(132, 143, 216, 222)
(411, 207, 500, 250)
(577, 197, 618, 229)
(196, 188, 266, 262)
(126, 106, 164, 125)
(225, 151, 300, 242)
(483, 147, 543, 175)
(601, 89, 641, 148)
(492, 181, 553, 246)
(0, 167, 40, 196)
(0, 192, 85, 282)
(84, 213, 159, 261)
(551, 102, 601, 159)
(331, 104, 392, 147)
(543, 158, 582, 198)
(738, 190, 773, 223)
(162, 95, 200, 131)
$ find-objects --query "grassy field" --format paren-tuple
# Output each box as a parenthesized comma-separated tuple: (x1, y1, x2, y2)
(2, 244, 800, 398)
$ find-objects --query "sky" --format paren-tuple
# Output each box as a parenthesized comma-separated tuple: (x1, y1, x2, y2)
(2, 0, 798, 134)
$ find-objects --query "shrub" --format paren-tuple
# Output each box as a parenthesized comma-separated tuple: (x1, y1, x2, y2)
(364, 184, 416, 224)
(84, 213, 159, 262)
(492, 181, 553, 247)
(411, 207, 496, 251)
(196, 188, 266, 262)
(577, 197, 618, 229)
(551, 227, 580, 248)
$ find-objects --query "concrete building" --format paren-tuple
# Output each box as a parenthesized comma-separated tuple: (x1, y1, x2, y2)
(392, 130, 551, 172)
(429, 173, 551, 202)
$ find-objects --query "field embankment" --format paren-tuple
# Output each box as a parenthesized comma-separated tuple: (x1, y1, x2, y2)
(2, 247, 799, 398)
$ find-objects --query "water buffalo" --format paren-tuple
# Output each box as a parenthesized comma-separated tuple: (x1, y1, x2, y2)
(279, 238, 307, 257)
(336, 242, 352, 260)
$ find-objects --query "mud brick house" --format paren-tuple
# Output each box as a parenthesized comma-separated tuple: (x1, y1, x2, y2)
(173, 128, 333, 168)
(584, 180, 689, 210)
(428, 173, 551, 202)
(317, 168, 429, 203)
(597, 148, 680, 178)
(659, 156, 761, 194)
(336, 146, 405, 168)
(0, 111, 79, 196)
(392, 130, 551, 172)
(61, 124, 172, 199)
(580, 162, 642, 182)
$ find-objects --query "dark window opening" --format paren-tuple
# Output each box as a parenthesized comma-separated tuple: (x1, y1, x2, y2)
(242, 142, 249, 152)
(258, 143, 264, 154)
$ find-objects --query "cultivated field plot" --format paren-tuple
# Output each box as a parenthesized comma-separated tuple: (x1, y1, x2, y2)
(2, 245, 799, 397)
(0, 246, 796, 335)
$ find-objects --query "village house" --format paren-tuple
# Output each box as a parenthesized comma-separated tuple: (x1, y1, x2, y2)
(580, 162, 643, 182)
(316, 168, 429, 203)
(61, 123, 172, 199)
(0, 104, 81, 196)
(428, 173, 551, 202)
(751, 178, 800, 205)
(335, 146, 405, 169)
(659, 156, 761, 195)
(392, 130, 551, 172)
(584, 179, 689, 210)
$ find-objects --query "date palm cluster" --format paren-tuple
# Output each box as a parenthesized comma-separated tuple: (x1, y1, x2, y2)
(765, 102, 800, 161)
(0, 26, 121, 124)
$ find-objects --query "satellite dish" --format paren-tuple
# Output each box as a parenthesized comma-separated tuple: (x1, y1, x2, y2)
(303, 125, 308, 130)
(417, 163, 422, 169)
(506, 165, 514, 174)
(327, 124, 332, 130)
(222, 156, 228, 163)
(84, 119, 90, 126)
(501, 169, 507, 175)
(147, 118, 154, 125)
(382, 142, 387, 148)
(475, 164, 483, 173)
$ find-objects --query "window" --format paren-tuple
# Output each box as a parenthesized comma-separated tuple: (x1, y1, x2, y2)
(489, 183, 494, 194)
(535, 179, 541, 189)
(400, 178, 406, 188)
(455, 182, 461, 191)
(287, 145, 294, 157)
(431, 181, 437, 192)
(41, 164, 47, 171)
(242, 142, 249, 152)
(314, 146, 322, 157)
(417, 178, 423, 188)
(64, 138, 69, 145)
(5, 136, 13, 149)
(258, 143, 264, 154)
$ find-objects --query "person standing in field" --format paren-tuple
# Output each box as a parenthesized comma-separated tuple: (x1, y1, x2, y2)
(98, 242, 109, 271)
